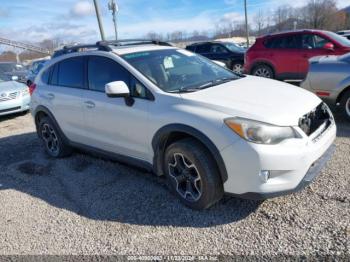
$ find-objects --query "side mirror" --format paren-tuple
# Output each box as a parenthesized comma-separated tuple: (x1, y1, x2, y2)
(323, 42, 334, 51)
(105, 81, 130, 98)
(11, 76, 19, 81)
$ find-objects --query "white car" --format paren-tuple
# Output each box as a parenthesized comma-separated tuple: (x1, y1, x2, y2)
(30, 40, 336, 209)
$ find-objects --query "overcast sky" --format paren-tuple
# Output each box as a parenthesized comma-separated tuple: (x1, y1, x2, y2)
(0, 0, 350, 44)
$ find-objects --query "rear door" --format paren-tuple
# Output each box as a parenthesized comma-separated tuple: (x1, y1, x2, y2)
(82, 55, 152, 161)
(41, 56, 87, 143)
(265, 34, 301, 79)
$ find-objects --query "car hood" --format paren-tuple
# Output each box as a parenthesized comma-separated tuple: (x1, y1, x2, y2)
(0, 81, 27, 93)
(180, 76, 322, 126)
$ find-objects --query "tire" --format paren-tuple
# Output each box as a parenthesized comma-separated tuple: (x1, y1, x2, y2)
(231, 61, 244, 74)
(38, 116, 72, 158)
(339, 90, 350, 121)
(252, 64, 274, 79)
(164, 138, 224, 209)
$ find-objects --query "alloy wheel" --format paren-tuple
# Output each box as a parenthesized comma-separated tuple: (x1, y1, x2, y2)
(254, 67, 271, 78)
(168, 153, 202, 202)
(232, 64, 243, 74)
(41, 123, 59, 156)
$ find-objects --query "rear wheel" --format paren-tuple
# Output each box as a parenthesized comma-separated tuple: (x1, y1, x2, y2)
(340, 90, 350, 121)
(231, 62, 244, 74)
(38, 117, 72, 158)
(164, 138, 224, 209)
(252, 64, 274, 79)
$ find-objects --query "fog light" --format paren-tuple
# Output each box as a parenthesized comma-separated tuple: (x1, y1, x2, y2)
(259, 170, 270, 183)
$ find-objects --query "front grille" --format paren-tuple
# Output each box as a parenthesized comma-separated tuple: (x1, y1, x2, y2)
(299, 103, 332, 136)
(0, 106, 21, 113)
(0, 92, 19, 102)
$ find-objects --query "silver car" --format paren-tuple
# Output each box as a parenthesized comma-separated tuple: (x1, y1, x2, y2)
(301, 53, 350, 121)
(0, 74, 31, 117)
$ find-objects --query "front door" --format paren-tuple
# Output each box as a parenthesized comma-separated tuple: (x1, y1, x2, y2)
(82, 55, 152, 161)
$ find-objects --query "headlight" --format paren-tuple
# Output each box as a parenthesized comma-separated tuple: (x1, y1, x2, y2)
(225, 118, 299, 144)
(21, 88, 29, 96)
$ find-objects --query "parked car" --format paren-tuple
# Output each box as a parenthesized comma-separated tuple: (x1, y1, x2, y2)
(301, 53, 350, 121)
(31, 40, 336, 209)
(245, 30, 350, 80)
(0, 62, 28, 84)
(336, 30, 350, 36)
(26, 59, 48, 86)
(186, 41, 245, 74)
(341, 33, 350, 40)
(0, 73, 31, 116)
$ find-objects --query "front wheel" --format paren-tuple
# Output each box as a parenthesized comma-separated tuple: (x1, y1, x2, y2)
(340, 90, 350, 121)
(164, 138, 224, 209)
(252, 64, 274, 79)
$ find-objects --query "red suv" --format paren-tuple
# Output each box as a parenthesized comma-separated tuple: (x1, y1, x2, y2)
(244, 30, 350, 80)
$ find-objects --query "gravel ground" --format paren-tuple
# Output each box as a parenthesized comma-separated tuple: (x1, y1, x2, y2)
(0, 112, 349, 257)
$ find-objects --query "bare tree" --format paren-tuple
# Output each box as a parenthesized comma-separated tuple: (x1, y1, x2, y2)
(300, 0, 342, 30)
(254, 10, 265, 36)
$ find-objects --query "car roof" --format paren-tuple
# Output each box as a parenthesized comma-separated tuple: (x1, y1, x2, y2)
(263, 29, 329, 38)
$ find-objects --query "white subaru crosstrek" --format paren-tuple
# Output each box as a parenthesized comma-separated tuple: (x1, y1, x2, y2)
(30, 40, 336, 209)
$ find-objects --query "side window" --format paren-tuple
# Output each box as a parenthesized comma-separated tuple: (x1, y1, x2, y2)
(210, 44, 228, 53)
(265, 36, 300, 49)
(265, 37, 283, 49)
(130, 76, 152, 99)
(283, 35, 300, 49)
(50, 64, 59, 86)
(302, 34, 329, 49)
(196, 44, 210, 53)
(88, 56, 130, 92)
(41, 67, 51, 84)
(57, 57, 85, 88)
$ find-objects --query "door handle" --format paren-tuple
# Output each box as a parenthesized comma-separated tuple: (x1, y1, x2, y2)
(302, 54, 308, 58)
(84, 101, 95, 109)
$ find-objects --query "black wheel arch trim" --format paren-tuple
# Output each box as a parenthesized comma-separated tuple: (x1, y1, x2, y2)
(34, 105, 70, 144)
(152, 124, 228, 183)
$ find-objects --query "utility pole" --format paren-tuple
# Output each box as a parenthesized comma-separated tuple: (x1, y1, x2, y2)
(108, 0, 119, 40)
(93, 0, 106, 41)
(244, 0, 249, 47)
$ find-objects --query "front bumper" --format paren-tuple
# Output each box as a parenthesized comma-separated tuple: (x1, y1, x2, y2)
(0, 95, 30, 116)
(230, 144, 336, 200)
(220, 121, 336, 198)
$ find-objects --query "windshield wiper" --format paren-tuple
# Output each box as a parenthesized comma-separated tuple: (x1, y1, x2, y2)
(171, 77, 238, 93)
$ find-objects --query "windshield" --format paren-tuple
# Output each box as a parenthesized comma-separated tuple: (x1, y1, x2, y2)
(122, 49, 240, 93)
(222, 42, 245, 53)
(323, 31, 350, 47)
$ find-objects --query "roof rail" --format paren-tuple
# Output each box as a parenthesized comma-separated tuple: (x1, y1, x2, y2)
(97, 39, 173, 47)
(52, 39, 172, 58)
(52, 43, 112, 58)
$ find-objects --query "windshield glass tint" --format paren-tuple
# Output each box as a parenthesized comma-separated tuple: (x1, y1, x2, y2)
(222, 42, 245, 52)
(324, 31, 350, 47)
(122, 49, 239, 92)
